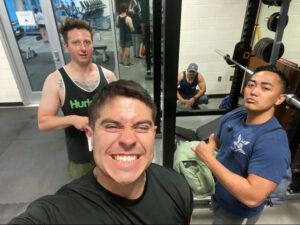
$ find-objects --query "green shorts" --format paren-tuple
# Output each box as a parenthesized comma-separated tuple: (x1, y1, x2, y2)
(67, 161, 95, 180)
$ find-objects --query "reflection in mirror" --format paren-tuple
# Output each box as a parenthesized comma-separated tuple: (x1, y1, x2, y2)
(177, 1, 248, 112)
(4, 0, 56, 91)
(177, 63, 209, 111)
(113, 0, 153, 95)
(51, 0, 116, 73)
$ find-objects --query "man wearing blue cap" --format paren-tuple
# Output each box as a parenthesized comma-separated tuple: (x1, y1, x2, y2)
(177, 63, 208, 109)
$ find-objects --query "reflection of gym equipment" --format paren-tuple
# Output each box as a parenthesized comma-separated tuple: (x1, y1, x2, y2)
(215, 49, 254, 75)
(93, 44, 109, 63)
(80, 0, 106, 21)
(254, 37, 285, 62)
(215, 49, 300, 111)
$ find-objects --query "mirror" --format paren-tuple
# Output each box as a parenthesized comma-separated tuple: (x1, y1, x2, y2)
(177, 1, 248, 112)
(112, 0, 154, 95)
(51, 0, 117, 74)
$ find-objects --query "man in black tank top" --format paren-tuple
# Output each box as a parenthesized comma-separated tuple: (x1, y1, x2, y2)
(38, 18, 117, 180)
(177, 63, 209, 109)
(116, 2, 134, 66)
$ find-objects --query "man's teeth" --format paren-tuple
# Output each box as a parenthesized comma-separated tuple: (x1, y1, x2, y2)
(114, 155, 137, 162)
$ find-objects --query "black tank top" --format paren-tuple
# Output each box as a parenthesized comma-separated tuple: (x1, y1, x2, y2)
(60, 65, 108, 163)
(119, 16, 132, 43)
(178, 71, 198, 99)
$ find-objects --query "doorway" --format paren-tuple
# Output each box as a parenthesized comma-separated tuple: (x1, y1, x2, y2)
(0, 0, 118, 104)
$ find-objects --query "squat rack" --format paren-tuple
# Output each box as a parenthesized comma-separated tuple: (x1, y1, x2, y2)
(159, 0, 300, 195)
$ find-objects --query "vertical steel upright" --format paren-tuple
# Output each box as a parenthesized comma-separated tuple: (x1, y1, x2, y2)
(269, 0, 291, 65)
(162, 0, 182, 168)
(153, 0, 162, 133)
(228, 0, 261, 110)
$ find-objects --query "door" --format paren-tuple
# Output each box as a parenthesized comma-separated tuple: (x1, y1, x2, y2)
(0, 0, 64, 104)
(0, 0, 118, 104)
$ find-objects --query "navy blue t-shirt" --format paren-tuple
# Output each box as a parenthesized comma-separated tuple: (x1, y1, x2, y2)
(214, 109, 291, 218)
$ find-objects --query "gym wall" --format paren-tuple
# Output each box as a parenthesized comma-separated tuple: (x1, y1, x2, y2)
(179, 0, 300, 95)
(0, 35, 21, 103)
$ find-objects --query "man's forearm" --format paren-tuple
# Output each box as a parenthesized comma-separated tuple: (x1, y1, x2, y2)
(38, 115, 76, 131)
(193, 89, 205, 99)
(177, 91, 185, 102)
(207, 158, 266, 208)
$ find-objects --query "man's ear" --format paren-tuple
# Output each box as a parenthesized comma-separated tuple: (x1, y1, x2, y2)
(85, 126, 93, 139)
(64, 43, 69, 52)
(85, 126, 94, 152)
(275, 94, 286, 106)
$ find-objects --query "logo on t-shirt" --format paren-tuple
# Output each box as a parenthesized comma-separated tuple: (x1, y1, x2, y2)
(69, 98, 92, 109)
(230, 134, 250, 155)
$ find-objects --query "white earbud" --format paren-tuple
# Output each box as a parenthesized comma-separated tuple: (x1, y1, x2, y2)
(88, 138, 93, 152)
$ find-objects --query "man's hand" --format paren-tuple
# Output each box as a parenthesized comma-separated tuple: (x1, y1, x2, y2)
(186, 97, 195, 106)
(72, 115, 89, 131)
(192, 133, 217, 165)
(178, 98, 189, 105)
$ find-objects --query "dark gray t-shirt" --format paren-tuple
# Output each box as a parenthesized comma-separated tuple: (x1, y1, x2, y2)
(9, 163, 193, 224)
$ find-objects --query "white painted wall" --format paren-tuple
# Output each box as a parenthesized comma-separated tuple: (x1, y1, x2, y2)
(0, 34, 21, 103)
(179, 0, 247, 94)
(179, 0, 300, 94)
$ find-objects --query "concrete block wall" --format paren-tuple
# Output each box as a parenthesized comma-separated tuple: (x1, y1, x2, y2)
(179, 0, 247, 95)
(0, 38, 21, 103)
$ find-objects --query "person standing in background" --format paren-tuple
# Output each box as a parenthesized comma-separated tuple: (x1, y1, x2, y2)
(38, 18, 117, 180)
(116, 3, 134, 66)
(33, 8, 48, 43)
(128, 5, 144, 59)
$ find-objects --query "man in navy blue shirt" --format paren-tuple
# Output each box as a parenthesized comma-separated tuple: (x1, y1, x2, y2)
(177, 63, 208, 109)
(193, 65, 291, 224)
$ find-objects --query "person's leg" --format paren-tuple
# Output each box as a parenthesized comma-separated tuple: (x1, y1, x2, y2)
(67, 161, 95, 180)
(132, 34, 138, 57)
(124, 46, 132, 65)
(197, 95, 209, 105)
(119, 47, 124, 64)
(245, 210, 263, 225)
(136, 34, 142, 58)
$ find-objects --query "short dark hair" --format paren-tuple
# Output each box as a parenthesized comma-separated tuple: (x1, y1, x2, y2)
(59, 18, 93, 44)
(133, 5, 140, 13)
(253, 65, 289, 93)
(88, 80, 157, 129)
(120, 3, 128, 13)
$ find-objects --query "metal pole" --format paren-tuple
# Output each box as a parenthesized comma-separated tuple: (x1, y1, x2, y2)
(153, 0, 162, 133)
(215, 49, 254, 75)
(269, 0, 291, 65)
(162, 0, 182, 168)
